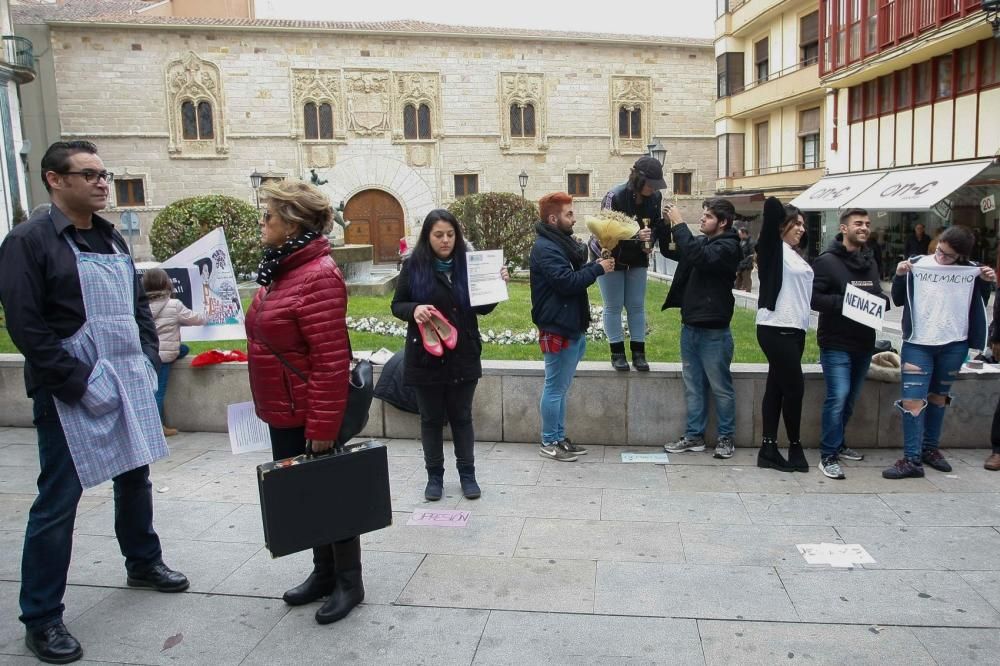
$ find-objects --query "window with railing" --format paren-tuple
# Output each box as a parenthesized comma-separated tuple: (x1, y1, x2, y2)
(755, 121, 769, 174)
(717, 52, 744, 98)
(849, 0, 863, 62)
(755, 38, 770, 83)
(799, 108, 821, 169)
(718, 133, 744, 179)
(801, 12, 820, 64)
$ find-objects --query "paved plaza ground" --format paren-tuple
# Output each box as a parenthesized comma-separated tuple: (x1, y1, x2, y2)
(1, 427, 999, 664)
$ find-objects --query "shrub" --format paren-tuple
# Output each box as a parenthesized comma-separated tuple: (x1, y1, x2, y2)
(150, 195, 260, 277)
(448, 192, 537, 269)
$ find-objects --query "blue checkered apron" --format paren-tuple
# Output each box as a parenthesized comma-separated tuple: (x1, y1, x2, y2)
(52, 235, 168, 488)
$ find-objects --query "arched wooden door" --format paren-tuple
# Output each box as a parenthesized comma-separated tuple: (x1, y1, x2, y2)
(343, 189, 405, 263)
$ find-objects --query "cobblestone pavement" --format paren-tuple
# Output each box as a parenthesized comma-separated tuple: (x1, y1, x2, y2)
(1, 428, 999, 664)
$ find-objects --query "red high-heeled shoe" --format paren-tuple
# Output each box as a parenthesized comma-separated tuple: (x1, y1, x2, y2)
(418, 320, 444, 356)
(427, 307, 458, 350)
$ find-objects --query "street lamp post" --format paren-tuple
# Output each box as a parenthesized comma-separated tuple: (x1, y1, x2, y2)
(649, 140, 667, 166)
(250, 170, 264, 208)
(518, 169, 529, 199)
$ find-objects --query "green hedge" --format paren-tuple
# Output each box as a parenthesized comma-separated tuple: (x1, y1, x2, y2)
(448, 192, 538, 269)
(150, 195, 260, 277)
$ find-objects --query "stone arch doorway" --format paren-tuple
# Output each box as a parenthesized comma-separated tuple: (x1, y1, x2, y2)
(343, 189, 405, 263)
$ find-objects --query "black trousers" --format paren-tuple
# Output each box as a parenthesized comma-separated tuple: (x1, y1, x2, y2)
(756, 325, 806, 443)
(269, 424, 307, 461)
(413, 380, 478, 471)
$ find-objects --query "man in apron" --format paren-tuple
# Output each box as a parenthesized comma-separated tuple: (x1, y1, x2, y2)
(0, 141, 188, 664)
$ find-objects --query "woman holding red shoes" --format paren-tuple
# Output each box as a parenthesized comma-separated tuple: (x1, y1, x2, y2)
(391, 209, 509, 501)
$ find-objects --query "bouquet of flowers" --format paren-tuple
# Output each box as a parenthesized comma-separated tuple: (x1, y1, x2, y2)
(585, 210, 640, 258)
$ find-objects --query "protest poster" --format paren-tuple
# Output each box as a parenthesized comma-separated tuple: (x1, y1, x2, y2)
(160, 228, 247, 341)
(841, 283, 885, 331)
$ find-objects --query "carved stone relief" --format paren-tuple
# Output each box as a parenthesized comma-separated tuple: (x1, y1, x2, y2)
(393, 71, 442, 141)
(344, 70, 392, 136)
(610, 76, 651, 156)
(291, 68, 345, 142)
(164, 51, 228, 158)
(498, 72, 547, 153)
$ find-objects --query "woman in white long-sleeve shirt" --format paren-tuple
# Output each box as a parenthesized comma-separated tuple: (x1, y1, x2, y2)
(754, 198, 814, 473)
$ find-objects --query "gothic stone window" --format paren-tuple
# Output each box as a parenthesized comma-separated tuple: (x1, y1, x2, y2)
(499, 72, 546, 153)
(304, 102, 335, 141)
(165, 52, 227, 158)
(394, 72, 441, 143)
(403, 103, 432, 140)
(291, 69, 345, 144)
(510, 103, 536, 138)
(610, 77, 651, 155)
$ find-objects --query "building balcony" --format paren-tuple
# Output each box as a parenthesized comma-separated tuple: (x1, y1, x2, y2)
(717, 164, 825, 194)
(1, 36, 36, 84)
(717, 61, 822, 119)
(717, 0, 795, 37)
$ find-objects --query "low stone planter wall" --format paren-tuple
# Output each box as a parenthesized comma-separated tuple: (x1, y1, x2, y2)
(1, 354, 996, 448)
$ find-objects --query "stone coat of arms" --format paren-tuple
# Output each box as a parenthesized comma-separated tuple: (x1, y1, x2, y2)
(345, 71, 391, 136)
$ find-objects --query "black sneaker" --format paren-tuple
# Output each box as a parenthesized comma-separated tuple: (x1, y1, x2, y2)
(818, 456, 845, 479)
(882, 458, 925, 479)
(921, 449, 952, 472)
(558, 437, 588, 456)
(838, 446, 865, 461)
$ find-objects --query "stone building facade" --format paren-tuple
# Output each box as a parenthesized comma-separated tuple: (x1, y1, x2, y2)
(15, 5, 716, 262)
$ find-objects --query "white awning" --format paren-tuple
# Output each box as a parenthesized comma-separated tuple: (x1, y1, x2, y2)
(844, 159, 994, 211)
(789, 171, 889, 211)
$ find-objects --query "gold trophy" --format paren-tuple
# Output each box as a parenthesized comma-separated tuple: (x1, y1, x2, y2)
(641, 217, 653, 252)
(585, 210, 641, 259)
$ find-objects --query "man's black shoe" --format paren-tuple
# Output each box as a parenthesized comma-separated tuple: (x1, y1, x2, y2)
(25, 622, 82, 664)
(126, 562, 190, 592)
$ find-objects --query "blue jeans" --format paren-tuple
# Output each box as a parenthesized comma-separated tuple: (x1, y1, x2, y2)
(819, 348, 872, 459)
(596, 267, 647, 343)
(154, 344, 189, 419)
(680, 325, 735, 439)
(898, 340, 967, 461)
(540, 335, 587, 444)
(20, 390, 162, 630)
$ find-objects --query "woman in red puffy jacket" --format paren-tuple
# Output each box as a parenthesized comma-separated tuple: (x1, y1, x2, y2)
(245, 179, 360, 626)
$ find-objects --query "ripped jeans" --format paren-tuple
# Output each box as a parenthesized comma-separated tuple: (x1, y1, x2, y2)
(898, 340, 968, 461)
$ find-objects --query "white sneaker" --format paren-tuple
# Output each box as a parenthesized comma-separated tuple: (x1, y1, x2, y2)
(713, 436, 735, 459)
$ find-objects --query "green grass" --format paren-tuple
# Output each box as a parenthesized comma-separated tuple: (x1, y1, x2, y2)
(0, 280, 821, 363)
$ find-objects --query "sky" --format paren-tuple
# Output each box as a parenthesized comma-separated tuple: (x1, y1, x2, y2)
(253, 0, 716, 39)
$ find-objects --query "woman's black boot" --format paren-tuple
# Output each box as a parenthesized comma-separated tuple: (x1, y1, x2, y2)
(316, 537, 365, 624)
(610, 341, 629, 371)
(457, 463, 481, 499)
(283, 545, 335, 605)
(630, 341, 650, 372)
(786, 441, 810, 472)
(757, 437, 793, 472)
(424, 467, 444, 501)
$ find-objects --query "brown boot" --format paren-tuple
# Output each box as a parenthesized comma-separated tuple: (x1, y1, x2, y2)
(162, 426, 178, 437)
(985, 452, 1000, 471)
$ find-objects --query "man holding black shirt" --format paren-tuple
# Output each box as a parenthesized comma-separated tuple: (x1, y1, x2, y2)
(0, 141, 188, 664)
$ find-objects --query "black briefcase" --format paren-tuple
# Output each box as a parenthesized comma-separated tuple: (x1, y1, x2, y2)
(257, 440, 392, 558)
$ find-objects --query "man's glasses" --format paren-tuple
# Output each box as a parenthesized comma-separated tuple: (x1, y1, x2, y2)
(935, 247, 958, 261)
(60, 170, 114, 184)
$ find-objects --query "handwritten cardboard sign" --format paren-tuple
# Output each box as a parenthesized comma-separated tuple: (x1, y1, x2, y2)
(841, 283, 884, 331)
(407, 509, 470, 527)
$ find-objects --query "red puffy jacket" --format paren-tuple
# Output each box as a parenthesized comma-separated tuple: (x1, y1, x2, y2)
(246, 237, 350, 441)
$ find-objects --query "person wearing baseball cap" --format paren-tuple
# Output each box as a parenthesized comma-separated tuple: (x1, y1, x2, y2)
(591, 156, 669, 371)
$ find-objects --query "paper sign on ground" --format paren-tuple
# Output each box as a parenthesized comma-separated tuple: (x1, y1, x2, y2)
(161, 228, 247, 341)
(841, 283, 885, 331)
(467, 250, 508, 307)
(621, 452, 670, 464)
(407, 509, 470, 527)
(797, 543, 876, 568)
(227, 402, 271, 455)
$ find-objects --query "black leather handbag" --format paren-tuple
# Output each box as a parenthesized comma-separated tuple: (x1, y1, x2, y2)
(261, 336, 373, 446)
(257, 440, 392, 557)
